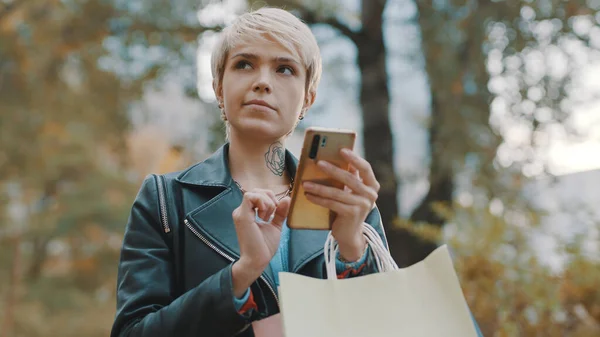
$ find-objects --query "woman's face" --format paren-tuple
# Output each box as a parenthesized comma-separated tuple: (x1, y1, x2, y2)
(217, 37, 312, 140)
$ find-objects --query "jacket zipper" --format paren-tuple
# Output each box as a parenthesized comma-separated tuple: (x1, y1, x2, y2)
(155, 175, 171, 233)
(183, 219, 280, 308)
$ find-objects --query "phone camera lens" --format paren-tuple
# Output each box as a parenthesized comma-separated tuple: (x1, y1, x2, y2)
(309, 135, 320, 159)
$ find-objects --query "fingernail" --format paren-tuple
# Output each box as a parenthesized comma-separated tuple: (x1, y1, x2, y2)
(303, 181, 314, 189)
(341, 148, 352, 155)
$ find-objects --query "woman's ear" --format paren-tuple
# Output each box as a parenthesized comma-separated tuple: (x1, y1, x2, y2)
(213, 80, 223, 103)
(303, 90, 316, 111)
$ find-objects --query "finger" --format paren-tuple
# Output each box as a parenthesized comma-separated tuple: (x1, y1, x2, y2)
(345, 165, 360, 193)
(349, 164, 362, 181)
(244, 192, 275, 221)
(303, 181, 363, 206)
(304, 192, 353, 215)
(254, 188, 278, 207)
(316, 160, 376, 200)
(241, 192, 267, 225)
(242, 192, 263, 211)
(258, 197, 276, 222)
(340, 148, 380, 192)
(253, 189, 278, 221)
(271, 196, 291, 228)
(348, 164, 358, 176)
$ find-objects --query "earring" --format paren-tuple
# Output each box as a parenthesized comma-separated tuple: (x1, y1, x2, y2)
(299, 109, 306, 120)
(218, 102, 227, 121)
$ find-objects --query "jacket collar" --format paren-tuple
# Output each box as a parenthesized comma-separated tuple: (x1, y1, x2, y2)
(176, 143, 328, 279)
(176, 142, 298, 188)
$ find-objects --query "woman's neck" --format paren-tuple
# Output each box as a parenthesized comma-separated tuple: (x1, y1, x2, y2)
(228, 133, 291, 193)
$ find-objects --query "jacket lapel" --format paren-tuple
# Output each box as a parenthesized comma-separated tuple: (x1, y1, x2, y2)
(176, 144, 274, 282)
(176, 143, 328, 280)
(186, 189, 278, 285)
(176, 144, 242, 259)
(186, 187, 241, 258)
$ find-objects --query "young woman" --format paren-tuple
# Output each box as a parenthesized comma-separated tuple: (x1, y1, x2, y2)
(111, 7, 482, 337)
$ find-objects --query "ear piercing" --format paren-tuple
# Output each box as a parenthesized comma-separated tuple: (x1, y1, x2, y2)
(218, 102, 227, 121)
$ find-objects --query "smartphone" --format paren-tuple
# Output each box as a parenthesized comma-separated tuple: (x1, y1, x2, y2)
(287, 127, 356, 230)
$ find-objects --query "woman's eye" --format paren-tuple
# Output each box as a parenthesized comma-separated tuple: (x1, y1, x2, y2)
(235, 61, 252, 70)
(277, 66, 295, 75)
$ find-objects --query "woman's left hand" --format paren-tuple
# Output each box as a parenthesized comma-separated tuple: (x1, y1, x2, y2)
(302, 148, 380, 261)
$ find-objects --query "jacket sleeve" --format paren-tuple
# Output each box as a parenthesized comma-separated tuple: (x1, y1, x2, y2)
(110, 176, 253, 337)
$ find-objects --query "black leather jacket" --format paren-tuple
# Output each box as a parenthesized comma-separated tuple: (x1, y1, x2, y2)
(110, 143, 389, 337)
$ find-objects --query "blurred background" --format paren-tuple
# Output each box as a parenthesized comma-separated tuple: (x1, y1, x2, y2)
(1, 0, 599, 336)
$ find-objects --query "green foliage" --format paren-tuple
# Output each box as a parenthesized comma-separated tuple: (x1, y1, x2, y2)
(1, 0, 599, 336)
(397, 200, 600, 336)
(0, 1, 160, 335)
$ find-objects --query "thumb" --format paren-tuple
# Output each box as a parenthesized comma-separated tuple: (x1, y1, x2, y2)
(271, 196, 291, 228)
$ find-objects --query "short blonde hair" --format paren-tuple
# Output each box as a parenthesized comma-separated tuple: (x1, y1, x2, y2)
(210, 7, 322, 131)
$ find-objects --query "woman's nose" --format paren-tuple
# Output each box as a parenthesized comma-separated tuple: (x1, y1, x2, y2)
(253, 70, 272, 93)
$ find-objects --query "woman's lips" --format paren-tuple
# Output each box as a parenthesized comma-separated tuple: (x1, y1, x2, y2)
(244, 99, 276, 111)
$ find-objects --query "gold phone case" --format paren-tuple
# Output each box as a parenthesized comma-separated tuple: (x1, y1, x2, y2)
(288, 127, 356, 230)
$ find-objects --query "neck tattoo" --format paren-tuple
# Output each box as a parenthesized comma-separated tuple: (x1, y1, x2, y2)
(264, 142, 285, 176)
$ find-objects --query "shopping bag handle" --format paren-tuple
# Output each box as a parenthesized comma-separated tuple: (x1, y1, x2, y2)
(324, 223, 399, 280)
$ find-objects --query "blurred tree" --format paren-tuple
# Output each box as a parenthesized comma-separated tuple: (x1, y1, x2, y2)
(404, 0, 600, 263)
(412, 0, 600, 220)
(407, 2, 600, 333)
(2, 0, 599, 335)
(439, 201, 600, 336)
(0, 1, 155, 336)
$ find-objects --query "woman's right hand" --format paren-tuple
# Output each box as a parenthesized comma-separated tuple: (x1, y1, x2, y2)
(231, 189, 291, 297)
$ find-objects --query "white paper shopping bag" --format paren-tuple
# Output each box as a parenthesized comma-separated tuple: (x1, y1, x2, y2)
(278, 225, 478, 337)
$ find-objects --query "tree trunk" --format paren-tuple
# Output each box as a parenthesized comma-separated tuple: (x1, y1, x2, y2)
(27, 237, 49, 281)
(1, 235, 21, 337)
(356, 0, 438, 267)
(357, 0, 396, 233)
(409, 92, 454, 226)
(411, 0, 497, 232)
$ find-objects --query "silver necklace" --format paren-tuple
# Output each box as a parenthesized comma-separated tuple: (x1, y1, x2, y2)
(233, 178, 294, 201)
